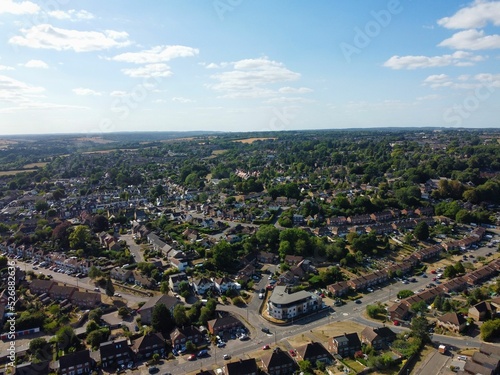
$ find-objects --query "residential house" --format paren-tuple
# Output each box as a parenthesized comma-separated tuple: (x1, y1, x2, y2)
(437, 312, 467, 333)
(131, 332, 165, 360)
(29, 279, 56, 295)
(99, 339, 133, 369)
(295, 341, 333, 365)
(284, 255, 303, 266)
(387, 302, 411, 322)
(132, 271, 155, 289)
(58, 350, 93, 375)
(327, 281, 350, 297)
(170, 257, 188, 271)
(213, 276, 240, 294)
(191, 277, 214, 296)
(468, 301, 497, 322)
(110, 267, 134, 283)
(225, 358, 258, 375)
(257, 251, 277, 264)
(207, 315, 243, 336)
(70, 290, 101, 309)
(138, 295, 181, 325)
(170, 326, 204, 349)
(361, 326, 397, 350)
(49, 285, 77, 301)
(261, 347, 298, 375)
(328, 332, 362, 358)
(169, 273, 188, 293)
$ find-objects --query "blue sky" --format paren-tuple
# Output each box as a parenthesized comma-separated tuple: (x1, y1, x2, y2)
(0, 0, 499, 135)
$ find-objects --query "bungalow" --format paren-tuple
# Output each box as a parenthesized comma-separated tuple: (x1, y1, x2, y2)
(328, 332, 361, 358)
(295, 341, 333, 365)
(437, 312, 467, 333)
(261, 347, 298, 375)
(361, 326, 396, 350)
(58, 350, 93, 375)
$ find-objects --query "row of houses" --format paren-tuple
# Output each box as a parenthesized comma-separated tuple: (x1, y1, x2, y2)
(29, 279, 101, 309)
(389, 258, 500, 322)
(458, 343, 500, 375)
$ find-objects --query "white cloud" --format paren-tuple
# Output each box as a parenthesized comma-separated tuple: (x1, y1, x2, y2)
(438, 0, 500, 29)
(72, 88, 102, 96)
(423, 72, 500, 89)
(439, 29, 500, 50)
(48, 9, 95, 21)
(205, 63, 220, 69)
(172, 97, 194, 103)
(22, 59, 48, 69)
(278, 86, 313, 94)
(265, 96, 313, 104)
(0, 0, 39, 15)
(111, 45, 199, 64)
(0, 74, 44, 104)
(383, 51, 485, 69)
(9, 24, 131, 52)
(121, 63, 172, 78)
(0, 65, 14, 71)
(208, 57, 301, 99)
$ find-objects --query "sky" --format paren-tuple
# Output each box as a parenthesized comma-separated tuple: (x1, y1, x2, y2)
(0, 0, 499, 136)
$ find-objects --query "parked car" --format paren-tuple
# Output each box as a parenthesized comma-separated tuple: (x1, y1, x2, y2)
(261, 327, 270, 334)
(197, 349, 208, 357)
(187, 354, 196, 361)
(223, 354, 231, 360)
(289, 349, 296, 357)
(262, 345, 270, 350)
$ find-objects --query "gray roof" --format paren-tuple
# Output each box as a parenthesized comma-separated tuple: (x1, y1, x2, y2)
(268, 285, 315, 306)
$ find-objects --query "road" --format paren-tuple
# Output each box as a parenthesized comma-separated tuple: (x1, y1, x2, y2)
(119, 233, 145, 262)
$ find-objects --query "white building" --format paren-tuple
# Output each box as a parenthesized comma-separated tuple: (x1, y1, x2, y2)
(267, 285, 322, 320)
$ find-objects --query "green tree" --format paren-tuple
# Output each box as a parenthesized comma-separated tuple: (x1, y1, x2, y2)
(86, 328, 110, 349)
(480, 319, 500, 341)
(414, 221, 429, 241)
(397, 290, 414, 299)
(88, 266, 103, 279)
(160, 281, 170, 294)
(410, 316, 430, 343)
(173, 304, 189, 327)
(298, 359, 313, 373)
(105, 278, 115, 297)
(69, 225, 91, 249)
(443, 265, 457, 279)
(151, 304, 174, 334)
(55, 326, 81, 352)
(88, 308, 103, 323)
(256, 225, 280, 249)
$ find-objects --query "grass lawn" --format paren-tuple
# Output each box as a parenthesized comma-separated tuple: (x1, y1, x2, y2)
(342, 358, 366, 373)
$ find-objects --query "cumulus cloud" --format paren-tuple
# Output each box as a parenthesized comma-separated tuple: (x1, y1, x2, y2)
(0, 0, 39, 15)
(208, 57, 301, 99)
(438, 0, 500, 29)
(22, 59, 48, 69)
(72, 88, 102, 96)
(423, 72, 500, 89)
(383, 51, 485, 69)
(9, 24, 131, 52)
(0, 65, 14, 71)
(0, 74, 44, 104)
(111, 45, 199, 64)
(439, 29, 500, 50)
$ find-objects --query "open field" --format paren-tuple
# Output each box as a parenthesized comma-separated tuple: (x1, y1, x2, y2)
(23, 162, 48, 168)
(0, 169, 38, 176)
(232, 137, 277, 144)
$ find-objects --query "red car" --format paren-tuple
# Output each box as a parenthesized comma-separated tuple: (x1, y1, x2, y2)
(187, 354, 196, 361)
(289, 349, 296, 356)
(393, 320, 400, 326)
(430, 270, 437, 274)
(262, 345, 270, 350)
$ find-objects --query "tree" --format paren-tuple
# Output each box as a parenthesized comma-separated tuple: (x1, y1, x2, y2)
(88, 266, 103, 279)
(55, 326, 80, 352)
(160, 281, 170, 294)
(118, 307, 130, 319)
(69, 225, 91, 249)
(411, 301, 428, 315)
(298, 360, 313, 373)
(88, 308, 103, 323)
(212, 241, 235, 271)
(414, 221, 429, 241)
(480, 319, 500, 341)
(443, 265, 457, 279)
(86, 328, 110, 349)
(366, 303, 386, 319)
(86, 320, 100, 334)
(410, 316, 431, 343)
(397, 290, 415, 299)
(151, 304, 174, 334)
(29, 338, 52, 363)
(454, 262, 465, 274)
(256, 225, 280, 249)
(173, 304, 189, 327)
(105, 278, 115, 297)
